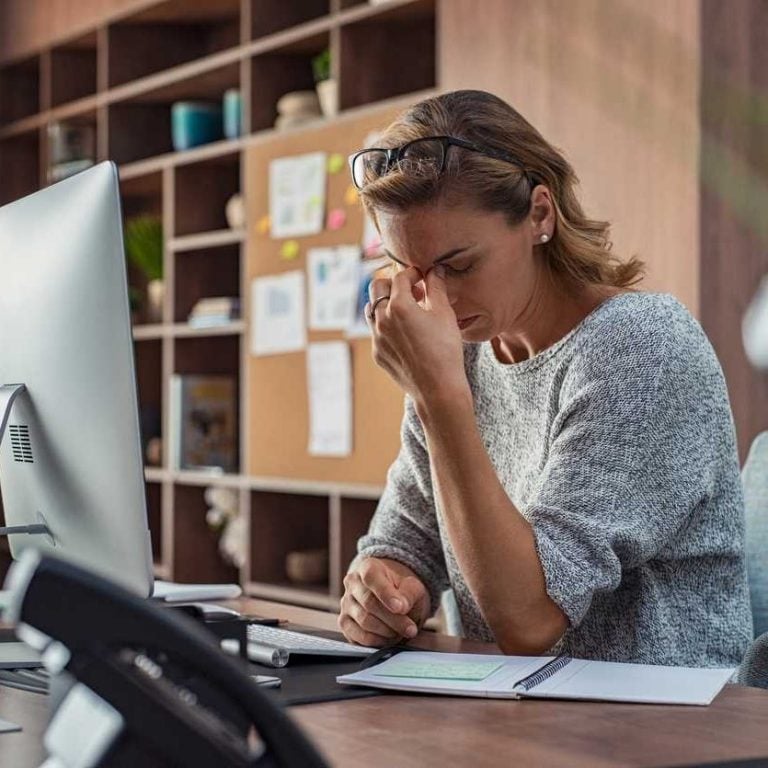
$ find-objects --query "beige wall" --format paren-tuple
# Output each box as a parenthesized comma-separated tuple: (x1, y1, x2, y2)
(0, 0, 147, 61)
(440, 0, 700, 315)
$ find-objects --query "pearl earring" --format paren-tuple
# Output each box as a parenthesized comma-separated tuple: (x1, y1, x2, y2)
(540, 234, 549, 243)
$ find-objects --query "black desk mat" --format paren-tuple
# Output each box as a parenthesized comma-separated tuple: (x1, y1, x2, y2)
(247, 627, 419, 707)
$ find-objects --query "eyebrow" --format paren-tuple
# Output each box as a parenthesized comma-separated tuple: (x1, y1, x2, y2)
(383, 246, 474, 269)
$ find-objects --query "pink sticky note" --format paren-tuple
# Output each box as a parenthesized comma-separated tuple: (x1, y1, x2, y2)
(327, 208, 347, 231)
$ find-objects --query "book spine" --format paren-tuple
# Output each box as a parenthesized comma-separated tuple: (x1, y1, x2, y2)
(512, 656, 572, 692)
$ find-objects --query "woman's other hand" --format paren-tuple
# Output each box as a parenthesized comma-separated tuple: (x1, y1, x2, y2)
(339, 557, 430, 647)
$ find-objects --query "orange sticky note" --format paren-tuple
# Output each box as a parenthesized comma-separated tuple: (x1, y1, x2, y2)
(327, 208, 346, 231)
(344, 184, 359, 206)
(256, 214, 271, 235)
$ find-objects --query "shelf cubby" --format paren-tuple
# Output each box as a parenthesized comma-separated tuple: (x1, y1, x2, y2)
(172, 484, 240, 583)
(249, 0, 329, 41)
(50, 32, 98, 108)
(173, 244, 241, 324)
(107, 0, 241, 89)
(108, 61, 239, 166)
(134, 339, 164, 467)
(0, 130, 41, 206)
(174, 334, 240, 377)
(334, 496, 378, 597)
(249, 491, 330, 591)
(174, 152, 240, 236)
(249, 30, 330, 132)
(0, 55, 40, 127)
(338, 0, 435, 110)
(119, 169, 163, 219)
(145, 480, 164, 564)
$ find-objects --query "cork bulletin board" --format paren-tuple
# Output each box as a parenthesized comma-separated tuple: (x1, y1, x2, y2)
(245, 104, 408, 485)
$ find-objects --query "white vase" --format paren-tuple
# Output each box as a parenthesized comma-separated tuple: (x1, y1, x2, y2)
(146, 279, 165, 324)
(316, 79, 338, 118)
(225, 193, 245, 229)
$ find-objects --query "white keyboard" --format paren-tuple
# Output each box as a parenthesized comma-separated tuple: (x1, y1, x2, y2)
(246, 624, 376, 667)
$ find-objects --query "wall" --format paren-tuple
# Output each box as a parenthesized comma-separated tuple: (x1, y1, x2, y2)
(700, 0, 768, 459)
(439, 0, 701, 315)
(0, 0, 147, 61)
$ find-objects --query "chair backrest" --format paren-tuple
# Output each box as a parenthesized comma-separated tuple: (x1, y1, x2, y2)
(742, 431, 768, 637)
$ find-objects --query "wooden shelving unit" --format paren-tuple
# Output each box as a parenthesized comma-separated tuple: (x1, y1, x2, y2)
(0, 0, 439, 610)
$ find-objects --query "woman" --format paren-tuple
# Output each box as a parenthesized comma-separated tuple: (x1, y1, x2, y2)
(338, 90, 752, 666)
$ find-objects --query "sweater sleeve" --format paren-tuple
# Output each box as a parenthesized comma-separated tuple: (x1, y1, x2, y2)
(524, 318, 736, 627)
(355, 397, 450, 615)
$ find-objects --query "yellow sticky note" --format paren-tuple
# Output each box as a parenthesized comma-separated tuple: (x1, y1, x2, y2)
(344, 184, 359, 206)
(280, 240, 300, 260)
(256, 214, 271, 235)
(328, 153, 346, 175)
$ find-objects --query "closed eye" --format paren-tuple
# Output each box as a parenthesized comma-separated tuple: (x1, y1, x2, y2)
(443, 262, 476, 276)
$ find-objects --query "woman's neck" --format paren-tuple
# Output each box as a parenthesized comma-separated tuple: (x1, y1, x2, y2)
(493, 281, 626, 365)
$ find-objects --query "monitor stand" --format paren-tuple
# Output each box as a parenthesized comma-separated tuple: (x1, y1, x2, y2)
(0, 383, 52, 539)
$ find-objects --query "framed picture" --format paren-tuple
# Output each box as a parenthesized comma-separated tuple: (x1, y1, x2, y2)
(170, 375, 238, 472)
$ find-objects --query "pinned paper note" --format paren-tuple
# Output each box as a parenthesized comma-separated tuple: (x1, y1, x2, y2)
(307, 341, 352, 456)
(327, 153, 345, 174)
(256, 214, 271, 235)
(346, 256, 389, 339)
(308, 246, 360, 330)
(327, 208, 346, 231)
(344, 184, 359, 206)
(269, 151, 327, 238)
(251, 271, 306, 356)
(280, 240, 300, 260)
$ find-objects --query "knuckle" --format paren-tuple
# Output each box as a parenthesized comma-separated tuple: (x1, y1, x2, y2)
(360, 590, 379, 612)
(359, 559, 376, 580)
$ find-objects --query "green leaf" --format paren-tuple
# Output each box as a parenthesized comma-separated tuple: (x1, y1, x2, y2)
(312, 48, 331, 83)
(124, 215, 163, 281)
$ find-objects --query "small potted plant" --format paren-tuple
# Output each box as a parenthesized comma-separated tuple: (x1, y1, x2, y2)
(124, 215, 164, 324)
(312, 48, 337, 118)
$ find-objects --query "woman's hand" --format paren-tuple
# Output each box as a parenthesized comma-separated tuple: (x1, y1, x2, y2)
(339, 557, 431, 647)
(366, 265, 470, 408)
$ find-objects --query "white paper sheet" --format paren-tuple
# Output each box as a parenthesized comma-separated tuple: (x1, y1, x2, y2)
(346, 256, 389, 339)
(269, 151, 327, 238)
(307, 341, 352, 456)
(308, 245, 361, 331)
(250, 271, 306, 356)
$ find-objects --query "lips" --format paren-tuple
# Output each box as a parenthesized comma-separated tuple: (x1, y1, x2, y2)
(457, 315, 479, 330)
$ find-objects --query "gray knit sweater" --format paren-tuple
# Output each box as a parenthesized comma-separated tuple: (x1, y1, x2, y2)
(358, 292, 753, 666)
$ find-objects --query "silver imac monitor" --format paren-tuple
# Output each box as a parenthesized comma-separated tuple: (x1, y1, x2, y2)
(0, 161, 154, 597)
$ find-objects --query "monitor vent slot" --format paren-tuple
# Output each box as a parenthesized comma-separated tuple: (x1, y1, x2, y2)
(9, 425, 33, 463)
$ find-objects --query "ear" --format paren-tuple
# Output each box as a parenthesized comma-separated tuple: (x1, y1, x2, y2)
(529, 185, 555, 241)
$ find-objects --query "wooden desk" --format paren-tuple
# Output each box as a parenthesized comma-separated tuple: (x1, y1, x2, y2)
(2, 598, 768, 768)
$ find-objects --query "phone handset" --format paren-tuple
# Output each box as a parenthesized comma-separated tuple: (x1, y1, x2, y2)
(4, 550, 329, 768)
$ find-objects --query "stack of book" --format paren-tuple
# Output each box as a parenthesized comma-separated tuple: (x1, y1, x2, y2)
(187, 296, 241, 328)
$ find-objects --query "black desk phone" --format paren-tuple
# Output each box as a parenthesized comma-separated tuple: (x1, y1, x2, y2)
(4, 550, 329, 767)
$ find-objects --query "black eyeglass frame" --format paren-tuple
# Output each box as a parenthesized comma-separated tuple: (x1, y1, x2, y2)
(348, 135, 533, 189)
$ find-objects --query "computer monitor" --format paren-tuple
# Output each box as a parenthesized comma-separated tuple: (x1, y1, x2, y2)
(0, 162, 154, 597)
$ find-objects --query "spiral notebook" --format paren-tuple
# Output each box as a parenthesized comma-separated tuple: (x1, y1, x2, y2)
(337, 651, 735, 706)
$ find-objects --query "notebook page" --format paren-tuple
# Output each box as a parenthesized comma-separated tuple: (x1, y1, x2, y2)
(338, 652, 551, 697)
(527, 659, 735, 705)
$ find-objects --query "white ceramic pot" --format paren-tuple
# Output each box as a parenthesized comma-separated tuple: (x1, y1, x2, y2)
(225, 193, 245, 229)
(146, 279, 165, 324)
(316, 78, 338, 118)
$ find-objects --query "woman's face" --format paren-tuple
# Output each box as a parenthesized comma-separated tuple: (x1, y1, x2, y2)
(375, 200, 550, 343)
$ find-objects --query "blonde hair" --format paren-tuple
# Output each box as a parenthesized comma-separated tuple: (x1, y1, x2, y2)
(359, 90, 644, 290)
